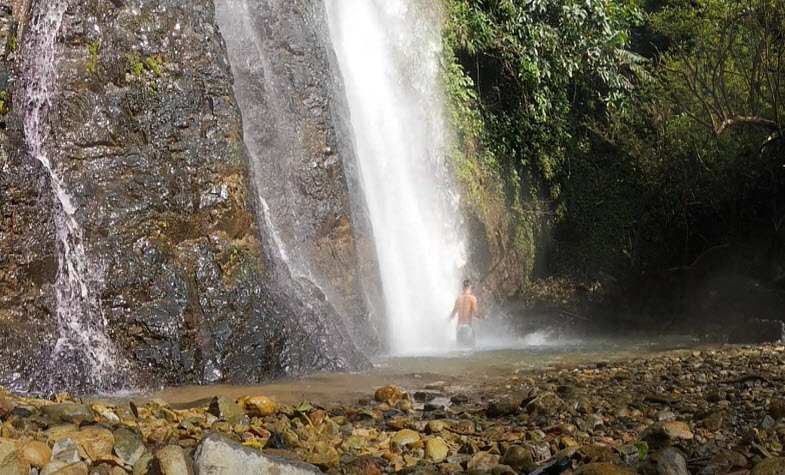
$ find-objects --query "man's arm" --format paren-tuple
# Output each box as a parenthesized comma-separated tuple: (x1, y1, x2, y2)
(447, 298, 458, 321)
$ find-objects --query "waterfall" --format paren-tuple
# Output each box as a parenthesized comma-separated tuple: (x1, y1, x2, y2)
(326, 0, 467, 354)
(18, 0, 120, 390)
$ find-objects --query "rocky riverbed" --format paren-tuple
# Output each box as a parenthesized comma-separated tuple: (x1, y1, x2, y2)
(0, 344, 784, 474)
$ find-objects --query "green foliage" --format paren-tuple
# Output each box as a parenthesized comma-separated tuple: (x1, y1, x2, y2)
(443, 0, 785, 293)
(127, 53, 145, 79)
(145, 55, 162, 78)
(443, 0, 641, 285)
(86, 41, 99, 75)
(0, 90, 10, 116)
(7, 32, 16, 53)
(126, 52, 163, 93)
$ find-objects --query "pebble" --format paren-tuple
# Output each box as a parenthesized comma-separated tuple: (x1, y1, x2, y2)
(391, 429, 420, 446)
(425, 437, 448, 462)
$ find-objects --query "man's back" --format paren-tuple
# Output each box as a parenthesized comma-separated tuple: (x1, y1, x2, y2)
(454, 293, 478, 325)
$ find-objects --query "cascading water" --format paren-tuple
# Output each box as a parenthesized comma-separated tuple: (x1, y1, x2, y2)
(326, 0, 467, 354)
(18, 0, 120, 390)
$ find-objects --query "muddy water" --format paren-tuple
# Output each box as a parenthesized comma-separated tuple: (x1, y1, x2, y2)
(130, 334, 706, 407)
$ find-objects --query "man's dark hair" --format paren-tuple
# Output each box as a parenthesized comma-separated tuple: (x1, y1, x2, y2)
(463, 279, 471, 289)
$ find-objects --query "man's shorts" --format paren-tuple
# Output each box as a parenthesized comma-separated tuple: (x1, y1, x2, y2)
(457, 324, 475, 347)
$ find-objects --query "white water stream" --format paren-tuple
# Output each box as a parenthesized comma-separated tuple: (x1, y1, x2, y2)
(20, 0, 118, 387)
(326, 0, 467, 354)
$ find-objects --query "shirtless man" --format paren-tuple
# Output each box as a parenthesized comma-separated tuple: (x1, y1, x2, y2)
(448, 279, 482, 346)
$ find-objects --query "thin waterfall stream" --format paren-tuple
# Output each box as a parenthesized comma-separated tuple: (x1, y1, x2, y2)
(18, 0, 120, 390)
(326, 0, 467, 354)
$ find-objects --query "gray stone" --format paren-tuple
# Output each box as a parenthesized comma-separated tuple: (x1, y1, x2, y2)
(208, 396, 242, 420)
(193, 433, 320, 474)
(113, 428, 145, 466)
(156, 445, 192, 475)
(500, 446, 535, 472)
(132, 452, 155, 475)
(51, 439, 80, 465)
(647, 448, 689, 475)
(41, 404, 95, 424)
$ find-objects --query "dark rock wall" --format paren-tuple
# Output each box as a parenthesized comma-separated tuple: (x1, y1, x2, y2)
(213, 0, 385, 352)
(0, 0, 369, 393)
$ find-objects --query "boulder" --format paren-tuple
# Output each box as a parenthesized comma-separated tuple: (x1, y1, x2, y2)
(193, 433, 320, 474)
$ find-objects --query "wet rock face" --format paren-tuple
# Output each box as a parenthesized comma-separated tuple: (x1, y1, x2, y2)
(213, 0, 385, 353)
(0, 0, 368, 393)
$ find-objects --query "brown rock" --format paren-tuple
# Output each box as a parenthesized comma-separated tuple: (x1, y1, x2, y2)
(391, 429, 420, 447)
(468, 452, 500, 472)
(702, 412, 723, 431)
(769, 400, 785, 420)
(0, 440, 24, 475)
(426, 420, 449, 434)
(425, 438, 449, 462)
(71, 426, 114, 461)
(374, 385, 407, 404)
(580, 445, 621, 464)
(574, 462, 637, 475)
(343, 455, 384, 475)
(449, 420, 475, 435)
(20, 440, 52, 468)
(40, 404, 95, 425)
(751, 457, 785, 475)
(642, 421, 693, 448)
(500, 446, 535, 472)
(208, 396, 243, 420)
(241, 396, 277, 417)
(486, 399, 520, 418)
(41, 461, 89, 475)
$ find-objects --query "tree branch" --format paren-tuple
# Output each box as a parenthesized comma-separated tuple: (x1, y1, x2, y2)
(715, 115, 779, 136)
